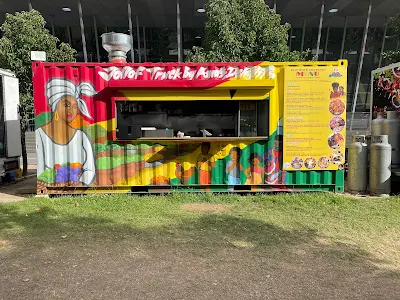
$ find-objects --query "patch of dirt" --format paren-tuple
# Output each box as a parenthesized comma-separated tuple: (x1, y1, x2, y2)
(2, 203, 400, 300)
(183, 203, 233, 212)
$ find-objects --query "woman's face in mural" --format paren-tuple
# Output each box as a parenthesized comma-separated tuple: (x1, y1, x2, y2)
(56, 96, 79, 123)
(274, 140, 281, 152)
(201, 144, 210, 154)
(252, 157, 260, 166)
(230, 150, 238, 161)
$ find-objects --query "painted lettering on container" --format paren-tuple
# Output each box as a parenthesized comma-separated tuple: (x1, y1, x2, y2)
(98, 65, 275, 81)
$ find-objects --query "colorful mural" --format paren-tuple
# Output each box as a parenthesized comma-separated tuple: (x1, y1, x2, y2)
(36, 79, 97, 191)
(372, 65, 400, 114)
(33, 61, 346, 194)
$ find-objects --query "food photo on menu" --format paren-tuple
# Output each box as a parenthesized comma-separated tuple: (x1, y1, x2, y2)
(304, 157, 316, 169)
(329, 99, 345, 115)
(291, 157, 303, 170)
(318, 156, 330, 169)
(329, 116, 345, 132)
(328, 133, 345, 149)
(331, 149, 345, 165)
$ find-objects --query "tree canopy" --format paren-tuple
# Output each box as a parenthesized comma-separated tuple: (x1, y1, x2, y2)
(186, 0, 306, 62)
(382, 14, 400, 63)
(0, 10, 76, 97)
(0, 10, 76, 175)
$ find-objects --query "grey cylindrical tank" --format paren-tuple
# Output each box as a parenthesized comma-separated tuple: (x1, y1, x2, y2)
(371, 112, 385, 136)
(369, 135, 392, 197)
(383, 111, 400, 166)
(365, 135, 371, 163)
(348, 135, 368, 194)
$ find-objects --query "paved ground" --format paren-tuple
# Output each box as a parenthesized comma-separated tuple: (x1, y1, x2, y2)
(0, 173, 37, 203)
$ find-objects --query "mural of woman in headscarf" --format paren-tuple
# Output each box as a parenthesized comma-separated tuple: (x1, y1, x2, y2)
(36, 79, 97, 187)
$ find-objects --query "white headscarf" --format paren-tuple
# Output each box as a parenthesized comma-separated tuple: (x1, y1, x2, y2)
(46, 79, 97, 119)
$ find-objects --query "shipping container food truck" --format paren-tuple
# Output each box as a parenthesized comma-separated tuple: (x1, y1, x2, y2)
(33, 34, 347, 195)
(0, 68, 22, 180)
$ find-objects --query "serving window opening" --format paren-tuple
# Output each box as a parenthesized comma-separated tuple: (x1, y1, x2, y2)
(115, 100, 269, 140)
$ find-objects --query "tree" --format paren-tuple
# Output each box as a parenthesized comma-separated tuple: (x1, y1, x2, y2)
(0, 10, 76, 176)
(186, 0, 307, 62)
(382, 14, 400, 63)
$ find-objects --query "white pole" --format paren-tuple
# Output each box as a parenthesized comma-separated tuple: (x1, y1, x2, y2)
(143, 26, 147, 62)
(177, 0, 182, 62)
(50, 15, 55, 36)
(378, 17, 388, 68)
(352, 0, 372, 115)
(93, 15, 100, 62)
(127, 0, 135, 62)
(315, 0, 325, 60)
(301, 17, 306, 52)
(136, 16, 141, 62)
(340, 17, 348, 59)
(77, 0, 88, 62)
(324, 26, 330, 61)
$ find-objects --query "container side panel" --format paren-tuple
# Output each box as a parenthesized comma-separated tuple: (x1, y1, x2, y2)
(33, 61, 346, 194)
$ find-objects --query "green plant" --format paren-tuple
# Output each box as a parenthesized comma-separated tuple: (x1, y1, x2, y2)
(382, 14, 400, 63)
(0, 10, 76, 175)
(186, 0, 308, 62)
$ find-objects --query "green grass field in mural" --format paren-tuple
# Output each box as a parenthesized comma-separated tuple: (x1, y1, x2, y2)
(34, 112, 51, 129)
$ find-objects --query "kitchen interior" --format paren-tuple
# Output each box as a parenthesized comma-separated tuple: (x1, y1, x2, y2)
(115, 100, 269, 139)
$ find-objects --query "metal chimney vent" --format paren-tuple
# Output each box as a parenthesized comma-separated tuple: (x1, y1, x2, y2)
(101, 32, 132, 63)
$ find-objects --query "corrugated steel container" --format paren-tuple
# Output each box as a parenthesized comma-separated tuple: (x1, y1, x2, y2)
(33, 61, 346, 195)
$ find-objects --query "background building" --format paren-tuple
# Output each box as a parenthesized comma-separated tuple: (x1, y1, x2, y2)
(1, 0, 400, 113)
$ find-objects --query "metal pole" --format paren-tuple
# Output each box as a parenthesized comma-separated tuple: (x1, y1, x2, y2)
(50, 15, 55, 36)
(301, 17, 306, 52)
(93, 15, 100, 62)
(397, 39, 400, 51)
(136, 15, 141, 62)
(28, 0, 32, 11)
(315, 0, 325, 60)
(324, 26, 330, 61)
(177, 0, 182, 62)
(273, 0, 277, 12)
(352, 0, 372, 115)
(143, 26, 147, 62)
(127, 0, 135, 62)
(67, 26, 72, 46)
(77, 0, 88, 62)
(379, 17, 388, 68)
(340, 17, 348, 59)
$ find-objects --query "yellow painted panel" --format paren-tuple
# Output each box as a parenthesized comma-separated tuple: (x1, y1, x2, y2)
(93, 118, 116, 131)
(215, 79, 275, 89)
(282, 65, 347, 171)
(118, 89, 271, 101)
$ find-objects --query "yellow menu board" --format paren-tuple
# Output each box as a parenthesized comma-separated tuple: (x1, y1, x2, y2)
(283, 66, 347, 171)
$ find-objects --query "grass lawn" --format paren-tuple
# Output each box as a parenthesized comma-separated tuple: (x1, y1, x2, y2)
(1, 193, 400, 299)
